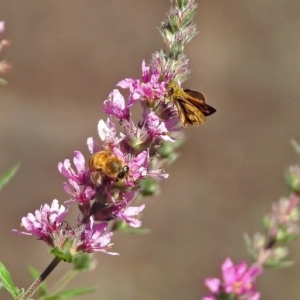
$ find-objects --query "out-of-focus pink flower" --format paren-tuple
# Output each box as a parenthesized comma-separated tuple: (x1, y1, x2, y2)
(222, 258, 261, 297)
(0, 22, 4, 35)
(271, 194, 299, 225)
(204, 278, 220, 294)
(203, 258, 262, 300)
(0, 21, 11, 76)
(286, 165, 300, 192)
(0, 60, 11, 74)
(265, 194, 300, 241)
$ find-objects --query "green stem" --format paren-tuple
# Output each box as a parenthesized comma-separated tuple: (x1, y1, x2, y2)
(48, 268, 78, 297)
(20, 256, 62, 300)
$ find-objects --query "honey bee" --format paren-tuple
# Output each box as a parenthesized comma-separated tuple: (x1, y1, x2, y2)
(168, 81, 216, 127)
(89, 150, 129, 186)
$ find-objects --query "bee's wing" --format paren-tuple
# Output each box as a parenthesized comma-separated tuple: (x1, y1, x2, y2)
(184, 89, 216, 117)
(90, 171, 103, 187)
(176, 97, 206, 126)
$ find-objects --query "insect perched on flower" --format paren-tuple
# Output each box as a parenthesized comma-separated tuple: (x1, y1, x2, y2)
(168, 81, 216, 127)
(89, 150, 129, 186)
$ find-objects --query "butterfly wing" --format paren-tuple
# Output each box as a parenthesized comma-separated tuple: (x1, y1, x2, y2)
(184, 89, 216, 116)
(175, 97, 206, 127)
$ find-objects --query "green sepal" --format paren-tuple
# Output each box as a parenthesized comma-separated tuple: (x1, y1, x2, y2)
(170, 44, 183, 59)
(159, 139, 183, 164)
(182, 11, 196, 27)
(0, 261, 22, 298)
(167, 16, 180, 34)
(50, 248, 73, 263)
(158, 143, 174, 159)
(139, 178, 159, 196)
(276, 227, 299, 243)
(177, 0, 189, 10)
(72, 254, 93, 272)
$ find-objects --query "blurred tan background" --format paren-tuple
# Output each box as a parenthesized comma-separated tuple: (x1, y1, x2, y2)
(1, 0, 300, 299)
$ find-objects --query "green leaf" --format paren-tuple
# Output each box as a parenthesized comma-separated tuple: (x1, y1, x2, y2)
(0, 77, 8, 85)
(28, 265, 48, 296)
(0, 164, 20, 192)
(291, 139, 300, 154)
(0, 261, 20, 298)
(44, 287, 96, 300)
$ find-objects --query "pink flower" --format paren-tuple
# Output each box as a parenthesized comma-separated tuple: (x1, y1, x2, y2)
(203, 258, 262, 300)
(12, 199, 69, 246)
(104, 89, 130, 120)
(115, 204, 145, 228)
(89, 118, 124, 150)
(13, 200, 118, 256)
(126, 151, 149, 184)
(82, 222, 118, 255)
(97, 118, 117, 143)
(222, 259, 261, 297)
(118, 61, 167, 105)
(63, 180, 95, 204)
(204, 278, 220, 294)
(58, 151, 88, 185)
(143, 111, 175, 142)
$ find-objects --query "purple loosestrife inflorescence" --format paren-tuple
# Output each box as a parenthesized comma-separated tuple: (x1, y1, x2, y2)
(244, 193, 300, 268)
(56, 1, 202, 233)
(13, 0, 209, 260)
(202, 149, 300, 299)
